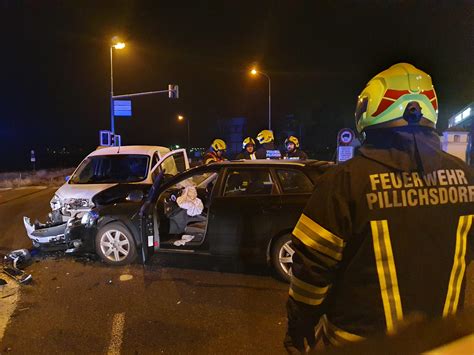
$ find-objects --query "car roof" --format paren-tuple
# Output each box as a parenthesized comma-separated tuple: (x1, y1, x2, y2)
(89, 145, 170, 157)
(182, 159, 333, 175)
(158, 159, 333, 190)
(221, 159, 331, 167)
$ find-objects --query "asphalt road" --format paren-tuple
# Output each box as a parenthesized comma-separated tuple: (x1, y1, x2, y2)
(0, 188, 473, 354)
(0, 188, 289, 354)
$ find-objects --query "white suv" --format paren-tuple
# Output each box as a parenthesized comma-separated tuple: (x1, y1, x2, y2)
(51, 145, 189, 221)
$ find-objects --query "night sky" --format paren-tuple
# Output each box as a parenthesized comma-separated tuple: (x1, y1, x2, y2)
(1, 0, 473, 170)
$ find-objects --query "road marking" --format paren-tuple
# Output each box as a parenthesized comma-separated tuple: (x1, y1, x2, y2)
(0, 279, 20, 343)
(107, 312, 125, 355)
(119, 274, 133, 282)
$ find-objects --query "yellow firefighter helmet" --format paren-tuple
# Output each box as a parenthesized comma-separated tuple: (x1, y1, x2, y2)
(211, 139, 227, 152)
(242, 137, 256, 149)
(355, 63, 438, 133)
(256, 130, 274, 144)
(285, 136, 299, 148)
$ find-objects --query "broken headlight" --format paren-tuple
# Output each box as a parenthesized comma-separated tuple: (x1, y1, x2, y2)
(81, 211, 99, 226)
(64, 198, 94, 210)
(50, 195, 62, 211)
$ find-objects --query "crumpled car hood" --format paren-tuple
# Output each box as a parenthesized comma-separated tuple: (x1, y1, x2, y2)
(55, 183, 118, 202)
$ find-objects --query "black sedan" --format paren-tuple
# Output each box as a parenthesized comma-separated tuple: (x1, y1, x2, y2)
(66, 160, 332, 281)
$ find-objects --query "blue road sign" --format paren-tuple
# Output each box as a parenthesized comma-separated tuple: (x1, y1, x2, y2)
(113, 100, 132, 117)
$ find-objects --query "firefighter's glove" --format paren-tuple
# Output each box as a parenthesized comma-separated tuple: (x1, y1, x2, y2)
(285, 297, 319, 354)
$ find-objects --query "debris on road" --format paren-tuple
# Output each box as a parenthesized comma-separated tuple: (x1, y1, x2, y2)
(2, 249, 33, 285)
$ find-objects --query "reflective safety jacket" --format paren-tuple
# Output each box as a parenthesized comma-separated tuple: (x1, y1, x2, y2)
(203, 151, 225, 165)
(284, 149, 308, 160)
(288, 126, 474, 345)
(256, 143, 282, 159)
(235, 150, 257, 160)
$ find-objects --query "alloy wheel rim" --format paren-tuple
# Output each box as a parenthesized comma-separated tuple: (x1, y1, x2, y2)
(100, 229, 130, 262)
(278, 240, 294, 276)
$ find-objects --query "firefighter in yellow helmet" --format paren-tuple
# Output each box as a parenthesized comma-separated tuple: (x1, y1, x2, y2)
(255, 129, 281, 159)
(203, 139, 227, 164)
(283, 136, 308, 160)
(236, 137, 257, 160)
(285, 63, 474, 352)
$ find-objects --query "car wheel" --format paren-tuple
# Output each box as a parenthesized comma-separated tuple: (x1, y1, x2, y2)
(271, 234, 295, 282)
(95, 222, 137, 266)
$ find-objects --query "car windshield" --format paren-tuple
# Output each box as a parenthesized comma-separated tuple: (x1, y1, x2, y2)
(69, 154, 150, 184)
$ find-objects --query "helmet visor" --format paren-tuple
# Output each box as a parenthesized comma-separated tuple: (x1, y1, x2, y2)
(355, 96, 368, 128)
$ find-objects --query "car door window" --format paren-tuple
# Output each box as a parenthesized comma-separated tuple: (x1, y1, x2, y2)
(158, 172, 217, 237)
(152, 151, 188, 181)
(276, 169, 314, 193)
(223, 169, 275, 196)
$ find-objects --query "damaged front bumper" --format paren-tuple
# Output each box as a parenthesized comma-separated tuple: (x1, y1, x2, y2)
(23, 216, 88, 252)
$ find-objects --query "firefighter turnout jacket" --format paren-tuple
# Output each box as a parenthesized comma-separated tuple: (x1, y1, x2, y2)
(256, 143, 282, 159)
(284, 149, 308, 160)
(288, 126, 474, 345)
(235, 150, 257, 160)
(203, 151, 225, 165)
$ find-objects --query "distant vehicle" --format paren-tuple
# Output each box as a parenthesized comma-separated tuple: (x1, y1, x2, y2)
(65, 160, 332, 281)
(50, 146, 189, 221)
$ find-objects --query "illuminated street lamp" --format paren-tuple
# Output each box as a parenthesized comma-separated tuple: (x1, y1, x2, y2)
(110, 36, 126, 133)
(178, 115, 191, 149)
(250, 67, 272, 130)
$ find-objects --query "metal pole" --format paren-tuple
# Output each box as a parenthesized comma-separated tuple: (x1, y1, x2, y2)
(187, 118, 191, 148)
(258, 71, 272, 130)
(110, 46, 115, 134)
(268, 75, 271, 130)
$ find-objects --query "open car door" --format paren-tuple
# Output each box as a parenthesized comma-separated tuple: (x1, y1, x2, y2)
(141, 149, 189, 263)
(150, 149, 189, 182)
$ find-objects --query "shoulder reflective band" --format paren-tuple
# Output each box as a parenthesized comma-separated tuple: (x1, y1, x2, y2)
(370, 220, 403, 334)
(443, 215, 473, 317)
(321, 315, 365, 346)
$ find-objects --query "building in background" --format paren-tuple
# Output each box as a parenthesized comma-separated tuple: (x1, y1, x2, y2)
(218, 117, 247, 157)
(445, 102, 473, 165)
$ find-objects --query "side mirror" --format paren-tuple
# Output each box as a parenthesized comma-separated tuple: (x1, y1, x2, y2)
(65, 175, 71, 182)
(126, 190, 144, 203)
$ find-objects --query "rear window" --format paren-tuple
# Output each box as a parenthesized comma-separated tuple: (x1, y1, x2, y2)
(70, 154, 150, 184)
(276, 169, 313, 194)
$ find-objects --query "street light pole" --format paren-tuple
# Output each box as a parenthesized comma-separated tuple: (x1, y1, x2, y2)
(110, 46, 115, 134)
(250, 69, 272, 130)
(187, 118, 191, 148)
(109, 38, 125, 134)
(178, 115, 191, 148)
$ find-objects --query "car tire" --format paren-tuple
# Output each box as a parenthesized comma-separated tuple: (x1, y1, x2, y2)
(95, 222, 137, 266)
(271, 234, 295, 283)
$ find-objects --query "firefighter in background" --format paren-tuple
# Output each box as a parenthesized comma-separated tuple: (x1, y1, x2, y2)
(203, 139, 227, 164)
(255, 129, 281, 159)
(283, 136, 308, 160)
(285, 63, 474, 352)
(236, 137, 257, 160)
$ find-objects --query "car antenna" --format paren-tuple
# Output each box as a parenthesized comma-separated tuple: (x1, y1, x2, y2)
(116, 136, 121, 153)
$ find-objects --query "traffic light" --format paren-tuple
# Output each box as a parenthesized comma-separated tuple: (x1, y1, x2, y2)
(113, 134, 121, 146)
(100, 130, 112, 146)
(168, 84, 179, 99)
